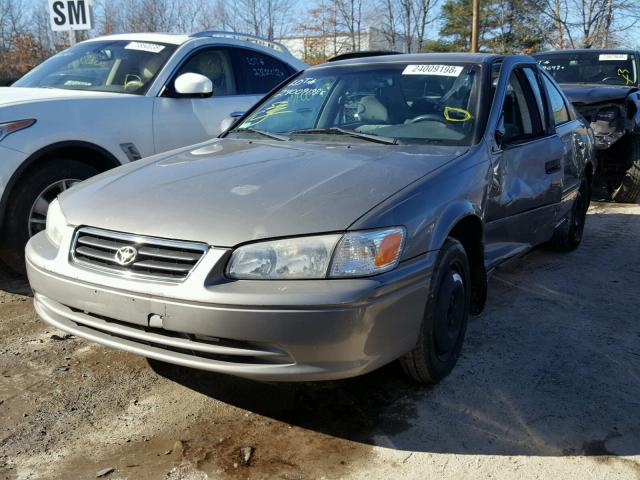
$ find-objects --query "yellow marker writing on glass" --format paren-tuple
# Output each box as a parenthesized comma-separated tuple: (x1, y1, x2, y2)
(444, 106, 473, 122)
(243, 100, 291, 127)
(617, 68, 634, 86)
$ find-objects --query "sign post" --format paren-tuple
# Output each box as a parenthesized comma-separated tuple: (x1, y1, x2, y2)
(48, 0, 93, 45)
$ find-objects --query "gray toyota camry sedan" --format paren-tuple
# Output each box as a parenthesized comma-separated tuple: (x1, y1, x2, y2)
(26, 53, 595, 383)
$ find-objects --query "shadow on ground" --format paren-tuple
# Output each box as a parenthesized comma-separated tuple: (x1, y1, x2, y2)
(0, 261, 31, 296)
(151, 208, 640, 458)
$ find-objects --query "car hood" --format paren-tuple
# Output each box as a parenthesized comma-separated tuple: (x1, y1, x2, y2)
(0, 87, 130, 107)
(559, 83, 638, 105)
(60, 138, 467, 247)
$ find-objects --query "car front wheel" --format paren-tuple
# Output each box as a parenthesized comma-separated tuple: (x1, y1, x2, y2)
(0, 159, 98, 273)
(608, 134, 640, 203)
(399, 238, 471, 384)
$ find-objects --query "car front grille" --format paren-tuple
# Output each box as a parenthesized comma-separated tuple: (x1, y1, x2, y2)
(71, 227, 208, 281)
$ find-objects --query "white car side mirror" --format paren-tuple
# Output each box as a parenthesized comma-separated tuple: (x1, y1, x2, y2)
(174, 73, 213, 98)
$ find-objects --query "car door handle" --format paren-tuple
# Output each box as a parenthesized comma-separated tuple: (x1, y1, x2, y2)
(545, 158, 561, 174)
(230, 111, 245, 118)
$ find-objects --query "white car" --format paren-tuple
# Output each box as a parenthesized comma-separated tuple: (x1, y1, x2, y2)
(0, 31, 306, 272)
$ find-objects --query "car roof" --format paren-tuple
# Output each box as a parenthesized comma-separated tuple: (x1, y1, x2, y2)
(83, 33, 190, 45)
(313, 52, 532, 68)
(534, 48, 638, 55)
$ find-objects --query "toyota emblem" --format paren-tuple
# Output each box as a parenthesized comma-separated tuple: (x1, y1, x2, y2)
(114, 246, 138, 266)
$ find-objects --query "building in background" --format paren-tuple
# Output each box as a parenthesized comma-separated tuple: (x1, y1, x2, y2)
(277, 27, 416, 64)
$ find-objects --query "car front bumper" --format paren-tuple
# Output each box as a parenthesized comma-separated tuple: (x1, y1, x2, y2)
(26, 230, 435, 381)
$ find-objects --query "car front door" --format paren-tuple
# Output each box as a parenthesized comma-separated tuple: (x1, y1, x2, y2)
(484, 65, 567, 264)
(152, 48, 255, 153)
(153, 47, 295, 154)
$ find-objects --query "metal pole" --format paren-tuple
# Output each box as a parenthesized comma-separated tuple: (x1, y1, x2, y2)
(68, 30, 76, 47)
(471, 0, 480, 53)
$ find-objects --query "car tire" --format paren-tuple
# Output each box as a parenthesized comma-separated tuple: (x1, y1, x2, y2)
(0, 159, 98, 273)
(548, 177, 590, 252)
(399, 238, 471, 384)
(609, 134, 640, 203)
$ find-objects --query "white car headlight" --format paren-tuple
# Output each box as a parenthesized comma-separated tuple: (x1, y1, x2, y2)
(226, 227, 405, 280)
(227, 234, 341, 279)
(45, 198, 67, 248)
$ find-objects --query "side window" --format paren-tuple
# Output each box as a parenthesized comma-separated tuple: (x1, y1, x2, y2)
(523, 67, 548, 131)
(176, 48, 236, 96)
(231, 48, 294, 94)
(501, 70, 544, 144)
(541, 73, 570, 125)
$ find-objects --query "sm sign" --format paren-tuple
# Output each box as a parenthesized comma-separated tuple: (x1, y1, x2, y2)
(48, 0, 92, 31)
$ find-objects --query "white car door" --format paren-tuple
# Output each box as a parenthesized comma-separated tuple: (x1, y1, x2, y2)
(152, 46, 296, 154)
(152, 48, 258, 153)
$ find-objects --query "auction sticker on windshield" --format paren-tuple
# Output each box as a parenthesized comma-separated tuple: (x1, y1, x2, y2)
(125, 42, 166, 54)
(599, 54, 628, 61)
(403, 64, 464, 76)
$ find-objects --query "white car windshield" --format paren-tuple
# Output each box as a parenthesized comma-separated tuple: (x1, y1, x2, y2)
(232, 62, 482, 146)
(14, 40, 177, 95)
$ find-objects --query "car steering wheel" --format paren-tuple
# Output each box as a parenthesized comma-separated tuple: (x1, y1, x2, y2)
(408, 114, 449, 125)
(601, 76, 626, 85)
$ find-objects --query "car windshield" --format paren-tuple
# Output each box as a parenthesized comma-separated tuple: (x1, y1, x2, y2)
(537, 52, 637, 86)
(231, 62, 483, 146)
(13, 40, 177, 95)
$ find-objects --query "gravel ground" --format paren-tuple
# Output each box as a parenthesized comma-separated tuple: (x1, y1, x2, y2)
(1, 201, 639, 480)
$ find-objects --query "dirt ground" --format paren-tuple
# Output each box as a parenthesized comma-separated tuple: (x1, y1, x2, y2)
(1, 201, 639, 480)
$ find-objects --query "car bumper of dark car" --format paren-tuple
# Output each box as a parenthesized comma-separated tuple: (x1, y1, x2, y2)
(26, 231, 435, 381)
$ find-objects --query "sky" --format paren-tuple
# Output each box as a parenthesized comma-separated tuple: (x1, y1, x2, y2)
(21, 0, 640, 50)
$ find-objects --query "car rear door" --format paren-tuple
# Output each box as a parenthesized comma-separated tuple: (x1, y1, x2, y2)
(484, 65, 567, 257)
(539, 70, 583, 196)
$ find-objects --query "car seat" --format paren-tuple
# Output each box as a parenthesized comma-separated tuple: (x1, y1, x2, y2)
(357, 96, 389, 123)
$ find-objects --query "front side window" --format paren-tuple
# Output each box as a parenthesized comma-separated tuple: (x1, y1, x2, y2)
(541, 73, 570, 125)
(501, 70, 544, 144)
(232, 62, 484, 146)
(14, 41, 176, 95)
(537, 52, 637, 86)
(176, 48, 236, 96)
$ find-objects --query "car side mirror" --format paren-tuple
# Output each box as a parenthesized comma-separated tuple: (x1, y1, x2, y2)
(495, 115, 506, 149)
(219, 112, 245, 133)
(174, 73, 213, 98)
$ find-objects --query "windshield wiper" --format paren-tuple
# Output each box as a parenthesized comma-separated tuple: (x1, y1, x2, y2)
(231, 127, 289, 141)
(289, 127, 398, 145)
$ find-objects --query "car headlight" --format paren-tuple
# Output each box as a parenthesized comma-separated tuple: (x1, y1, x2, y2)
(45, 199, 67, 248)
(226, 227, 405, 280)
(0, 119, 36, 142)
(329, 228, 405, 277)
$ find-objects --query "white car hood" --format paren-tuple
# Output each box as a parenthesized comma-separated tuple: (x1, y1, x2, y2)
(0, 87, 130, 107)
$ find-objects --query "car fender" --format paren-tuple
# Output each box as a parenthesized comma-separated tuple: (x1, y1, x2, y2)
(0, 96, 155, 162)
(350, 150, 490, 260)
(428, 202, 484, 252)
(626, 91, 640, 133)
